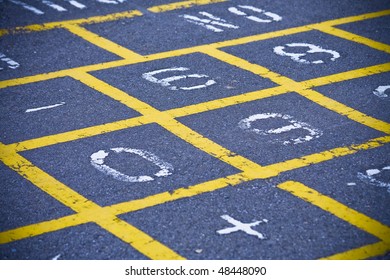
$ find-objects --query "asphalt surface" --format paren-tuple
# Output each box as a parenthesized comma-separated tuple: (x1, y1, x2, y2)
(0, 0, 390, 260)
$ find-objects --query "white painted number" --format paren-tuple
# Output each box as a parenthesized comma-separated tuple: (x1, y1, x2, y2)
(0, 52, 20, 71)
(142, 67, 216, 91)
(228, 5, 282, 23)
(217, 215, 268, 240)
(357, 165, 390, 193)
(238, 113, 323, 145)
(273, 43, 340, 64)
(373, 85, 390, 99)
(90, 148, 173, 183)
(180, 6, 282, 32)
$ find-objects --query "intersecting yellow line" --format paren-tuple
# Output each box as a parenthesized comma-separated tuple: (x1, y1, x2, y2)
(0, 142, 185, 259)
(278, 181, 390, 259)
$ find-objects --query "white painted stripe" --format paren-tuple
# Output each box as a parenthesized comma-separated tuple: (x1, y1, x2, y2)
(64, 0, 86, 9)
(373, 85, 390, 99)
(41, 0, 67, 12)
(25, 102, 66, 113)
(8, 0, 44, 15)
(96, 0, 126, 4)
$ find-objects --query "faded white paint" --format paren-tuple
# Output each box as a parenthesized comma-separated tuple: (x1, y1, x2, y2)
(142, 67, 216, 91)
(41, 0, 67, 12)
(0, 52, 20, 70)
(90, 148, 173, 183)
(180, 12, 239, 33)
(347, 182, 356, 186)
(357, 165, 390, 193)
(52, 254, 61, 260)
(373, 85, 390, 99)
(273, 43, 340, 64)
(25, 102, 66, 113)
(217, 215, 267, 240)
(64, 0, 86, 9)
(238, 113, 323, 145)
(8, 0, 44, 15)
(228, 5, 282, 23)
(96, 0, 126, 4)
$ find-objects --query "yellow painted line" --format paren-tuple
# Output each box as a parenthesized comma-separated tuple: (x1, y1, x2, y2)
(278, 181, 390, 241)
(0, 214, 88, 245)
(10, 116, 151, 152)
(69, 71, 161, 116)
(268, 136, 390, 175)
(314, 9, 390, 27)
(0, 10, 143, 36)
(63, 24, 144, 60)
(95, 216, 185, 260)
(301, 63, 390, 88)
(157, 118, 271, 176)
(297, 88, 390, 134)
(148, 0, 226, 13)
(166, 86, 288, 118)
(201, 48, 296, 86)
(321, 242, 390, 260)
(314, 25, 390, 54)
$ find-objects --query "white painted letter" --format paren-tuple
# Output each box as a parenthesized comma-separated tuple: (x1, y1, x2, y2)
(180, 12, 239, 33)
(142, 67, 216, 90)
(0, 52, 20, 70)
(228, 5, 282, 23)
(90, 148, 173, 182)
(238, 113, 323, 145)
(273, 43, 340, 64)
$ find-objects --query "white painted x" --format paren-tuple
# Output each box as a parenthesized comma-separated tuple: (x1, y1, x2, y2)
(217, 215, 267, 239)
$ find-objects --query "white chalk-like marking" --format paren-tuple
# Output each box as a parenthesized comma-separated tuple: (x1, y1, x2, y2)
(90, 148, 173, 183)
(228, 5, 282, 23)
(64, 0, 86, 9)
(373, 85, 390, 99)
(347, 182, 356, 186)
(25, 102, 65, 113)
(41, 0, 67, 11)
(96, 0, 126, 4)
(8, 0, 44, 15)
(0, 53, 20, 70)
(238, 113, 322, 145)
(357, 165, 390, 193)
(217, 215, 267, 240)
(180, 12, 239, 33)
(142, 67, 216, 91)
(274, 43, 340, 64)
(52, 254, 61, 260)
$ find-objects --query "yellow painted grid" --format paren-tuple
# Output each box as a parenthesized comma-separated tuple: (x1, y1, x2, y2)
(0, 0, 389, 260)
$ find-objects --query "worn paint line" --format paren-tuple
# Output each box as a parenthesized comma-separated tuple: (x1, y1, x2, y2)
(69, 71, 161, 116)
(10, 116, 151, 152)
(148, 0, 226, 13)
(278, 181, 390, 241)
(157, 118, 268, 174)
(321, 242, 390, 260)
(25, 102, 65, 113)
(0, 10, 143, 36)
(267, 136, 390, 175)
(63, 24, 144, 60)
(301, 63, 390, 88)
(297, 88, 390, 134)
(313, 25, 390, 54)
(94, 216, 186, 260)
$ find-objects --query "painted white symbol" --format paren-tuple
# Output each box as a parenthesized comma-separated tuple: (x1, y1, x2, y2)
(373, 85, 390, 99)
(142, 67, 216, 91)
(217, 215, 268, 240)
(180, 12, 239, 33)
(228, 5, 282, 23)
(273, 43, 340, 64)
(7, 0, 126, 15)
(357, 165, 390, 193)
(90, 148, 173, 183)
(0, 52, 20, 71)
(238, 113, 323, 145)
(25, 102, 66, 113)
